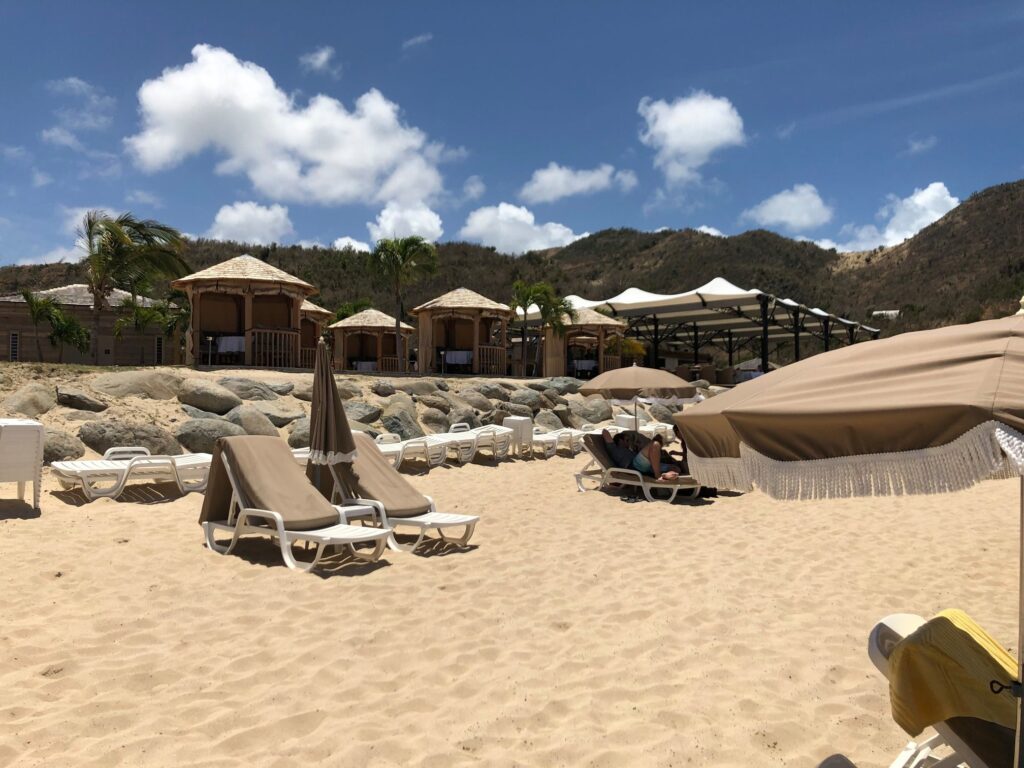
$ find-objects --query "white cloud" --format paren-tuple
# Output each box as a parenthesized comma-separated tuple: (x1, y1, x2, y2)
(299, 45, 341, 78)
(17, 245, 80, 266)
(462, 174, 485, 202)
(41, 126, 83, 151)
(776, 122, 796, 139)
(207, 201, 294, 244)
(31, 170, 52, 188)
(834, 182, 959, 251)
(905, 135, 938, 155)
(366, 201, 443, 242)
(742, 183, 833, 232)
(333, 235, 371, 252)
(126, 44, 448, 208)
(60, 205, 113, 236)
(638, 91, 746, 186)
(696, 225, 724, 236)
(459, 202, 585, 255)
(519, 162, 637, 204)
(126, 189, 162, 207)
(1, 145, 27, 161)
(402, 33, 433, 50)
(46, 77, 115, 132)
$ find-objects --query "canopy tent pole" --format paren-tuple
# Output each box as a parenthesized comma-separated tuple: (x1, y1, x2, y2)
(792, 308, 801, 361)
(727, 330, 734, 367)
(822, 317, 832, 352)
(692, 323, 700, 365)
(758, 295, 770, 374)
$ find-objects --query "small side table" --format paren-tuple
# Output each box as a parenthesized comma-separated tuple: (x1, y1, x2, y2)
(0, 418, 44, 510)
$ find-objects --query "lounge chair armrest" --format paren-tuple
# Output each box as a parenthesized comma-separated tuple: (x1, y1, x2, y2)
(236, 507, 287, 536)
(340, 497, 386, 527)
(423, 494, 437, 514)
(607, 468, 644, 482)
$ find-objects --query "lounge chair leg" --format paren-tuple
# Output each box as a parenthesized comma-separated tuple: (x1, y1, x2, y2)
(347, 536, 387, 562)
(388, 528, 429, 552)
(438, 522, 476, 547)
(280, 538, 325, 572)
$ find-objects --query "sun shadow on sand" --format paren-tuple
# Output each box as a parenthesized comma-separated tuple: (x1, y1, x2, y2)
(51, 482, 189, 508)
(816, 755, 859, 767)
(220, 537, 393, 578)
(0, 499, 41, 521)
(399, 536, 479, 558)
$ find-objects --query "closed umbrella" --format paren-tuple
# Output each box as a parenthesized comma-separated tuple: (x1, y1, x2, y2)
(580, 362, 698, 428)
(674, 312, 1024, 764)
(306, 338, 357, 500)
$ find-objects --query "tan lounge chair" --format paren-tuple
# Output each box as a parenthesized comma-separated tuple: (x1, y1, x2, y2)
(200, 436, 390, 571)
(575, 433, 701, 503)
(332, 432, 479, 552)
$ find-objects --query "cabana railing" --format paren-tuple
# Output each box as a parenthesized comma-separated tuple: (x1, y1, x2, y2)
(251, 329, 299, 368)
(299, 346, 316, 369)
(478, 345, 506, 375)
(602, 354, 621, 371)
(379, 356, 401, 373)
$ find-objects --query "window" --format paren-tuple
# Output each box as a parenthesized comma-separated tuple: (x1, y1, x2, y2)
(154, 336, 164, 365)
(9, 332, 18, 361)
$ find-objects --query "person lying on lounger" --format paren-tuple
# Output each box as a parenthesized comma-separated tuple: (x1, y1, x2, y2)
(602, 429, 636, 469)
(631, 434, 680, 481)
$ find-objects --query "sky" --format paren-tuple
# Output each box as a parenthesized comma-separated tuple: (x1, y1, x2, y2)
(0, 1, 1022, 266)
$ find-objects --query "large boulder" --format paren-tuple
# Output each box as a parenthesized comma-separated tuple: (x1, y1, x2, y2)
(60, 408, 102, 422)
(177, 378, 242, 415)
(448, 405, 481, 429)
(525, 381, 550, 393)
(79, 421, 181, 456)
(43, 428, 85, 464)
(224, 404, 279, 437)
(534, 410, 564, 432)
(420, 407, 449, 433)
(416, 394, 451, 414)
(216, 376, 279, 401)
(574, 395, 612, 424)
(552, 403, 581, 429)
(381, 401, 424, 440)
(252, 400, 306, 427)
(471, 382, 509, 401)
(433, 379, 450, 392)
(3, 383, 56, 418)
(334, 378, 362, 400)
(647, 403, 675, 424)
(266, 381, 295, 396)
(344, 400, 383, 424)
(287, 417, 310, 448)
(55, 386, 107, 412)
(175, 419, 245, 453)
(291, 380, 314, 401)
(543, 376, 583, 395)
(543, 388, 568, 406)
(509, 388, 543, 413)
(496, 401, 534, 420)
(350, 422, 380, 439)
(91, 370, 182, 400)
(181, 404, 223, 420)
(457, 389, 494, 412)
(371, 379, 396, 397)
(395, 379, 438, 396)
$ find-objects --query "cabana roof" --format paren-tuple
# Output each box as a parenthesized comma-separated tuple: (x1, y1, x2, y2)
(329, 308, 413, 332)
(0, 284, 159, 309)
(411, 287, 511, 315)
(300, 299, 333, 319)
(518, 305, 625, 329)
(171, 254, 316, 295)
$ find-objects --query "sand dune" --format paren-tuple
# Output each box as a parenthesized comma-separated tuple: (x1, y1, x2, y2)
(0, 454, 1017, 766)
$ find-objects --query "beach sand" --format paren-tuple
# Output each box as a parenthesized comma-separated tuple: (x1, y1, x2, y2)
(0, 451, 1017, 767)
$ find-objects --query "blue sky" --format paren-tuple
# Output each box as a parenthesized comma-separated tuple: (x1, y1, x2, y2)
(0, 1, 1021, 266)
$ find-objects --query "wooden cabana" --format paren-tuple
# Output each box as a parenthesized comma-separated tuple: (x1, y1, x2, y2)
(543, 307, 626, 379)
(172, 255, 318, 368)
(410, 288, 512, 375)
(328, 308, 413, 373)
(299, 299, 333, 368)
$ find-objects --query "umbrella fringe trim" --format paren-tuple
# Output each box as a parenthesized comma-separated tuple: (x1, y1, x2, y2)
(307, 448, 358, 466)
(735, 420, 1024, 500)
(687, 454, 753, 492)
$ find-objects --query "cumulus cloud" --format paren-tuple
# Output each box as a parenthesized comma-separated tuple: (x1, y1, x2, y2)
(462, 175, 486, 202)
(834, 182, 959, 251)
(905, 135, 938, 155)
(638, 91, 746, 186)
(519, 162, 637, 204)
(299, 45, 341, 78)
(742, 183, 833, 232)
(207, 201, 294, 244)
(696, 225, 724, 236)
(125, 44, 448, 208)
(46, 77, 115, 132)
(402, 33, 433, 50)
(60, 205, 113, 236)
(333, 236, 371, 252)
(126, 189, 162, 207)
(366, 201, 443, 242)
(459, 203, 585, 255)
(41, 126, 83, 151)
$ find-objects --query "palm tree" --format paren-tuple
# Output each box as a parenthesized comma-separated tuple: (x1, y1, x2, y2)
(114, 297, 170, 364)
(533, 283, 577, 377)
(21, 290, 57, 361)
(161, 288, 191, 359)
(367, 236, 438, 372)
(335, 297, 373, 321)
(78, 210, 189, 362)
(47, 308, 91, 364)
(508, 280, 543, 376)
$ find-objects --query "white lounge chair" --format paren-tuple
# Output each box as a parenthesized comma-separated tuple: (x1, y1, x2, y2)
(201, 436, 390, 571)
(374, 433, 447, 470)
(451, 423, 512, 461)
(51, 447, 212, 500)
(530, 427, 559, 458)
(429, 431, 477, 464)
(0, 418, 44, 510)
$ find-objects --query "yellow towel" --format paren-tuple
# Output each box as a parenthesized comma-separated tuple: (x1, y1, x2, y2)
(889, 609, 1018, 736)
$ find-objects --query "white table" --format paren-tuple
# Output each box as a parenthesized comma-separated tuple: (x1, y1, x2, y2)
(0, 418, 44, 510)
(502, 416, 533, 457)
(574, 359, 598, 372)
(354, 361, 378, 372)
(444, 350, 472, 365)
(216, 336, 245, 354)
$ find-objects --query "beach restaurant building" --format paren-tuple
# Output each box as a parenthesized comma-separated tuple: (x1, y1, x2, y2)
(172, 255, 326, 368)
(410, 288, 513, 376)
(0, 284, 177, 366)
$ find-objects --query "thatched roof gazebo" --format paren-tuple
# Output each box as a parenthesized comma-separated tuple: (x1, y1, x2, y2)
(171, 254, 317, 368)
(545, 306, 626, 378)
(299, 299, 334, 368)
(328, 308, 414, 373)
(410, 288, 512, 375)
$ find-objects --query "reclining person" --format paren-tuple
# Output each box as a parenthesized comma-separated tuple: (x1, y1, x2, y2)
(631, 434, 680, 481)
(601, 429, 636, 469)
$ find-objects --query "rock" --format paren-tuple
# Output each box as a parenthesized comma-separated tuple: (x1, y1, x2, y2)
(334, 378, 362, 400)
(216, 376, 279, 401)
(648, 403, 675, 424)
(175, 419, 245, 453)
(691, 379, 710, 389)
(534, 410, 564, 432)
(350, 422, 380, 439)
(3, 383, 56, 417)
(224, 404, 279, 437)
(576, 395, 612, 424)
(79, 421, 181, 456)
(471, 382, 508, 401)
(252, 400, 306, 427)
(543, 388, 567, 406)
(420, 407, 449, 433)
(509, 388, 543, 412)
(181, 404, 223, 420)
(371, 379, 396, 397)
(433, 379, 449, 392)
(458, 389, 494, 411)
(55, 386, 107, 412)
(537, 392, 556, 410)
(395, 379, 438, 396)
(43, 428, 85, 463)
(448, 405, 481, 429)
(543, 376, 583, 395)
(490, 401, 533, 422)
(61, 408, 101, 422)
(91, 370, 182, 400)
(287, 417, 310, 448)
(381, 402, 424, 440)
(291, 380, 314, 401)
(525, 381, 550, 392)
(177, 378, 242, 415)
(416, 394, 451, 414)
(344, 400, 383, 424)
(266, 381, 295, 395)
(552, 404, 581, 428)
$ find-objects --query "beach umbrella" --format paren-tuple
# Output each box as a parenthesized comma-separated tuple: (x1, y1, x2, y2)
(580, 362, 698, 427)
(305, 337, 357, 499)
(674, 312, 1024, 764)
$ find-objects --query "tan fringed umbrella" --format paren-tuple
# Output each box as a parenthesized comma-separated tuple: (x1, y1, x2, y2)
(674, 312, 1024, 764)
(305, 338, 357, 500)
(580, 362, 698, 426)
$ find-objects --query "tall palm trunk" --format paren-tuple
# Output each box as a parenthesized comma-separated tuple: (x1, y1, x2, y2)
(534, 324, 545, 377)
(34, 322, 43, 362)
(395, 283, 405, 373)
(521, 321, 529, 376)
(92, 306, 101, 364)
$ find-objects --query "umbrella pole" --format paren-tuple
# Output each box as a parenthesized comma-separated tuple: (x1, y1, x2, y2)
(1017, 475, 1024, 768)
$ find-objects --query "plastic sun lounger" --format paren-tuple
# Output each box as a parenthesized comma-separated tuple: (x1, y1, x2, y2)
(530, 427, 560, 458)
(450, 423, 512, 461)
(574, 434, 702, 503)
(373, 433, 447, 470)
(203, 445, 390, 572)
(51, 447, 212, 500)
(868, 614, 1006, 768)
(427, 432, 478, 464)
(540, 427, 589, 455)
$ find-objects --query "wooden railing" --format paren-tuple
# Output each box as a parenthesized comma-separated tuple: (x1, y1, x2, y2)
(379, 356, 401, 373)
(602, 355, 621, 371)
(478, 345, 506, 375)
(251, 329, 299, 368)
(299, 346, 316, 369)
